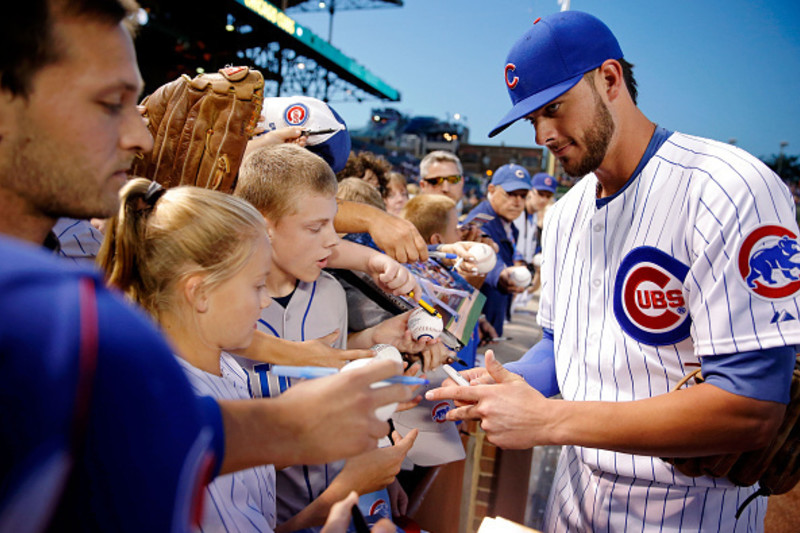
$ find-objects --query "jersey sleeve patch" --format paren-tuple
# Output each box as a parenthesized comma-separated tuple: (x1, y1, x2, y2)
(613, 246, 691, 346)
(737, 224, 800, 301)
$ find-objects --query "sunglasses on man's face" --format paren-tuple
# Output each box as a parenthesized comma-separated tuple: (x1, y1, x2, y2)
(422, 174, 462, 186)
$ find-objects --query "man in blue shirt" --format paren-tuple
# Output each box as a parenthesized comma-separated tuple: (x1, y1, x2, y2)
(462, 164, 532, 336)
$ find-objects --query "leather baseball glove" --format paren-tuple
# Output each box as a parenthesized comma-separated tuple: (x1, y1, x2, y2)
(131, 66, 264, 193)
(663, 357, 800, 517)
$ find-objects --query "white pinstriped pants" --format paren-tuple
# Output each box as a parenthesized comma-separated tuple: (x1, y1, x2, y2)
(543, 446, 766, 532)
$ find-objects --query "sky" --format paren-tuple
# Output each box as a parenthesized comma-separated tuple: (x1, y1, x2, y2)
(287, 0, 800, 161)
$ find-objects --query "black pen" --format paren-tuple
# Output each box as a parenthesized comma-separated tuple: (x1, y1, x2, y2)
(351, 503, 370, 533)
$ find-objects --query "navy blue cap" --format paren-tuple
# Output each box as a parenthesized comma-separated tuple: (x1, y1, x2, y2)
(491, 164, 532, 193)
(531, 172, 557, 193)
(489, 11, 623, 137)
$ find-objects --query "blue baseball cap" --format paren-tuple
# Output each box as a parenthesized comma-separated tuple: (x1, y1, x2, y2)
(531, 172, 557, 193)
(261, 96, 352, 173)
(489, 11, 623, 138)
(491, 164, 532, 193)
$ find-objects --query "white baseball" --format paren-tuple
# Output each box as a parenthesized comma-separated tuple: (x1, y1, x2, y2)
(468, 243, 497, 274)
(370, 343, 403, 363)
(508, 266, 532, 288)
(340, 358, 397, 421)
(407, 307, 444, 341)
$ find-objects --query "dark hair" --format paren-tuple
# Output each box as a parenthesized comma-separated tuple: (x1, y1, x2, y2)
(1, 0, 139, 97)
(583, 57, 638, 105)
(335, 151, 392, 196)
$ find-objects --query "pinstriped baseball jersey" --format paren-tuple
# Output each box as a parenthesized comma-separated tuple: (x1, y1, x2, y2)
(177, 353, 277, 532)
(235, 271, 348, 530)
(537, 131, 800, 531)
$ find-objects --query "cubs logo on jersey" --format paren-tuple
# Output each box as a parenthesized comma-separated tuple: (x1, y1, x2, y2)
(283, 103, 309, 126)
(431, 401, 451, 423)
(738, 224, 800, 300)
(613, 246, 691, 345)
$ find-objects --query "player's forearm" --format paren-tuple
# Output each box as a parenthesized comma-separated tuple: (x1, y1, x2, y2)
(547, 383, 785, 456)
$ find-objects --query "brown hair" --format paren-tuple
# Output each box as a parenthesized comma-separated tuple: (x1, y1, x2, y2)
(1, 0, 141, 97)
(401, 194, 456, 243)
(335, 151, 392, 195)
(98, 178, 266, 319)
(235, 144, 337, 222)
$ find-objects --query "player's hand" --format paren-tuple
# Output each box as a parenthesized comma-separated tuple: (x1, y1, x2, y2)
(387, 478, 409, 517)
(300, 330, 374, 368)
(366, 254, 421, 296)
(321, 492, 396, 533)
(278, 360, 413, 464)
(425, 352, 548, 449)
(367, 212, 428, 264)
(335, 429, 419, 494)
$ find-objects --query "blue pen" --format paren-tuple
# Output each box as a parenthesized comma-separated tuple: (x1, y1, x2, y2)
(429, 251, 458, 260)
(270, 365, 429, 386)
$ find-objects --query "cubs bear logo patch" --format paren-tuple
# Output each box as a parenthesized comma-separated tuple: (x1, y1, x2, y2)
(738, 225, 800, 301)
(613, 247, 691, 345)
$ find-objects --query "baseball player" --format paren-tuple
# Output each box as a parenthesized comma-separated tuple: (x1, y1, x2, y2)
(428, 11, 800, 532)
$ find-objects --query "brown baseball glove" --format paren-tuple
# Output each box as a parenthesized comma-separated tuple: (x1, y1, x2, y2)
(131, 66, 264, 193)
(663, 357, 800, 517)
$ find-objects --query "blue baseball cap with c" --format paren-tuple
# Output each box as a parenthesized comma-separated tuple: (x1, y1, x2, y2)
(531, 172, 557, 194)
(489, 11, 623, 138)
(491, 164, 532, 193)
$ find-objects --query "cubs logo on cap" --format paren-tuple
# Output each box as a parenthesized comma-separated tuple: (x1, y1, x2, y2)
(284, 103, 309, 126)
(613, 247, 691, 346)
(505, 63, 519, 89)
(738, 225, 800, 300)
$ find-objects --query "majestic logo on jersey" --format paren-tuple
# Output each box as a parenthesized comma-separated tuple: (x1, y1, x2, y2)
(368, 498, 389, 517)
(284, 103, 309, 126)
(431, 402, 451, 423)
(738, 225, 800, 300)
(505, 63, 519, 89)
(613, 247, 691, 346)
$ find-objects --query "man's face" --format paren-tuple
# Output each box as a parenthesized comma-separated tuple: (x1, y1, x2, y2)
(0, 16, 153, 222)
(419, 160, 464, 202)
(489, 185, 528, 222)
(526, 76, 615, 178)
(528, 188, 553, 213)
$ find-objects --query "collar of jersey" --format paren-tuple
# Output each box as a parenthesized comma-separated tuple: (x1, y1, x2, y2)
(595, 126, 673, 209)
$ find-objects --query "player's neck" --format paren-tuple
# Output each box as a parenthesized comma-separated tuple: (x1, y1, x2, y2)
(594, 109, 656, 198)
(0, 188, 57, 245)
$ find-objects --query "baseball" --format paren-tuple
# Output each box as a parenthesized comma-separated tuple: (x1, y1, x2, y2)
(508, 266, 532, 288)
(340, 358, 398, 421)
(468, 243, 497, 274)
(371, 343, 403, 363)
(407, 307, 444, 341)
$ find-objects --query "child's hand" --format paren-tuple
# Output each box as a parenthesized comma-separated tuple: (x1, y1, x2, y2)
(366, 254, 421, 296)
(334, 429, 418, 495)
(300, 330, 375, 368)
(411, 342, 454, 372)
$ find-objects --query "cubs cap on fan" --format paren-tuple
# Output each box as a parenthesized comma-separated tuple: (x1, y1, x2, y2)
(391, 368, 466, 467)
(260, 95, 351, 172)
(531, 172, 557, 194)
(489, 11, 623, 137)
(491, 164, 532, 193)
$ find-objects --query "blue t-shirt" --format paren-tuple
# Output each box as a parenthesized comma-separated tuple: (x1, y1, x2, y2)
(0, 236, 224, 532)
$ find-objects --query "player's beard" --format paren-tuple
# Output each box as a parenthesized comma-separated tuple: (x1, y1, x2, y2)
(562, 86, 615, 178)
